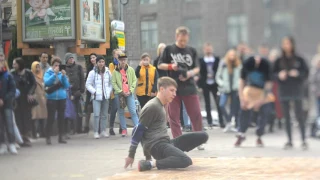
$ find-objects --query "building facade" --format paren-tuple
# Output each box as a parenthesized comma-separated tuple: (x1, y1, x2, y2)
(118, 0, 320, 66)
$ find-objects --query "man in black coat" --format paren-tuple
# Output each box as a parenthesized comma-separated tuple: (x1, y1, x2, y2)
(197, 43, 224, 128)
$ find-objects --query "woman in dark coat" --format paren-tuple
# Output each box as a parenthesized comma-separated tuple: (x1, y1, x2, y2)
(273, 36, 309, 150)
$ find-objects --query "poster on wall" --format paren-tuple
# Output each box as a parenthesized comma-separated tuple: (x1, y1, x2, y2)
(111, 20, 125, 51)
(22, 0, 75, 42)
(80, 0, 106, 42)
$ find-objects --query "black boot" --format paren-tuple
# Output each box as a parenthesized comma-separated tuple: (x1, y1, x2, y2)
(83, 126, 89, 134)
(58, 136, 67, 144)
(109, 128, 116, 136)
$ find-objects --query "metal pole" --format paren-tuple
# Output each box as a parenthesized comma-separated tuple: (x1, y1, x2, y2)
(118, 0, 121, 20)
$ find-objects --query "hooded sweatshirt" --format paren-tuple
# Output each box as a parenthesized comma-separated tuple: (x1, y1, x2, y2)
(65, 52, 85, 97)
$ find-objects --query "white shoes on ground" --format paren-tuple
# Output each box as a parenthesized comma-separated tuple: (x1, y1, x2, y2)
(8, 144, 18, 154)
(100, 131, 109, 138)
(0, 144, 18, 155)
(0, 144, 8, 155)
(94, 131, 110, 139)
(94, 132, 100, 139)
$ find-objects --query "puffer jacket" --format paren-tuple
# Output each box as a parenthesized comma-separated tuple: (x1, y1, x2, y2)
(86, 67, 113, 100)
(44, 68, 70, 100)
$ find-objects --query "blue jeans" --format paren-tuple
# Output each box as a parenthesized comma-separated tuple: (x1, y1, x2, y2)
(109, 96, 119, 128)
(92, 99, 109, 133)
(219, 91, 240, 123)
(239, 104, 271, 137)
(0, 109, 15, 143)
(117, 94, 139, 129)
(182, 102, 190, 126)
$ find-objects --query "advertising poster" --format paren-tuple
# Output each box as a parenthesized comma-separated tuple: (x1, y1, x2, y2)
(22, 0, 75, 42)
(81, 0, 106, 42)
(111, 20, 125, 51)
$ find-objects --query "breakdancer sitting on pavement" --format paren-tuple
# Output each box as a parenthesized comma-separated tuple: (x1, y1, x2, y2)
(124, 77, 209, 171)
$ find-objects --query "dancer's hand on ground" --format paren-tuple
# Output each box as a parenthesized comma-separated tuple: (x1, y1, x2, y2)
(124, 157, 134, 168)
(278, 70, 287, 81)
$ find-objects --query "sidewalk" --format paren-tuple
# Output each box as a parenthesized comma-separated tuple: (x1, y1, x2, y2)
(0, 127, 319, 180)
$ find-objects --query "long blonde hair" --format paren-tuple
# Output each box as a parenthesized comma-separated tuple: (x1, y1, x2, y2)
(224, 49, 241, 74)
(157, 43, 166, 57)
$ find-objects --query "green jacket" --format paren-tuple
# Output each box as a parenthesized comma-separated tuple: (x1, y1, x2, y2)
(112, 64, 137, 94)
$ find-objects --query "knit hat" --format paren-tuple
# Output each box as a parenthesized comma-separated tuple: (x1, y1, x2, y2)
(64, 53, 75, 64)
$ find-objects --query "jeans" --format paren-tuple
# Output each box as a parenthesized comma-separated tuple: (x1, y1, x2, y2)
(117, 94, 139, 129)
(46, 99, 66, 138)
(238, 104, 270, 137)
(92, 99, 109, 133)
(150, 132, 208, 169)
(109, 96, 119, 129)
(168, 95, 202, 138)
(182, 102, 190, 126)
(0, 109, 15, 143)
(281, 100, 305, 143)
(202, 84, 224, 126)
(219, 91, 240, 123)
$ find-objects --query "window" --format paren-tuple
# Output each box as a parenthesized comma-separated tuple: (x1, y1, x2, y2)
(4, 7, 12, 20)
(141, 20, 158, 49)
(140, 0, 157, 4)
(183, 18, 202, 49)
(269, 12, 294, 45)
(227, 15, 248, 48)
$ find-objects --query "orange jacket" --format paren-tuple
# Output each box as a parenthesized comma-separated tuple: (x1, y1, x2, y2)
(135, 65, 158, 96)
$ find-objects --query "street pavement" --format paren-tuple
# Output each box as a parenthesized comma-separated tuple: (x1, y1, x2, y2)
(0, 126, 320, 180)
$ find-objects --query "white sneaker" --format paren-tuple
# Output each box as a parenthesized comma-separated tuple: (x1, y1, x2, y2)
(223, 123, 233, 133)
(100, 131, 109, 138)
(94, 132, 100, 139)
(0, 144, 8, 155)
(197, 144, 205, 150)
(8, 144, 18, 155)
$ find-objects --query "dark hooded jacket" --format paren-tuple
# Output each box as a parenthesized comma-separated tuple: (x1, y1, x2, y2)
(65, 53, 85, 97)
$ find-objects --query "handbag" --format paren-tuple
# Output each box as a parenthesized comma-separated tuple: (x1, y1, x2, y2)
(45, 82, 62, 94)
(28, 98, 39, 108)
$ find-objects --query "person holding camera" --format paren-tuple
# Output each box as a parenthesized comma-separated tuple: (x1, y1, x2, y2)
(158, 27, 203, 149)
(44, 56, 70, 145)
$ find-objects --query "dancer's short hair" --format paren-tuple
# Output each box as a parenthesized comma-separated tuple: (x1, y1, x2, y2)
(175, 26, 190, 35)
(157, 77, 177, 90)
